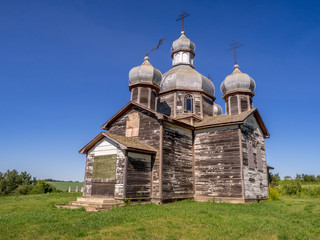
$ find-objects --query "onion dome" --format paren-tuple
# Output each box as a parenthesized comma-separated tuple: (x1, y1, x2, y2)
(213, 103, 223, 115)
(129, 56, 162, 88)
(161, 31, 215, 97)
(220, 64, 256, 95)
(161, 65, 215, 96)
(171, 31, 195, 57)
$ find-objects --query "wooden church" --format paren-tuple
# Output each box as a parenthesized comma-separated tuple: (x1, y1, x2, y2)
(73, 28, 270, 210)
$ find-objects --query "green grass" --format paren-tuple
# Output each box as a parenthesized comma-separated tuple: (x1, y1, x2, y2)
(0, 193, 319, 239)
(47, 181, 83, 191)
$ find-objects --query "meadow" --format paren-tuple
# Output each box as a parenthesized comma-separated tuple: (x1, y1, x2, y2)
(0, 193, 319, 240)
(47, 181, 83, 192)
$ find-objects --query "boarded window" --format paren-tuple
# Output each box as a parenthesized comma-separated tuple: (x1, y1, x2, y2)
(230, 96, 238, 115)
(132, 88, 138, 102)
(247, 141, 255, 169)
(92, 154, 117, 179)
(126, 112, 140, 137)
(140, 88, 149, 106)
(184, 94, 193, 113)
(240, 96, 248, 112)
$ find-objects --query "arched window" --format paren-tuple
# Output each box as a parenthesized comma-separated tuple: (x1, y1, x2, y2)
(184, 94, 194, 113)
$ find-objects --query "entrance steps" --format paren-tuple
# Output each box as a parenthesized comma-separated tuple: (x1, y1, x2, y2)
(56, 197, 124, 212)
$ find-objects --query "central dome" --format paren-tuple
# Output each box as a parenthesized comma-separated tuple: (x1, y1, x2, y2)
(160, 31, 215, 97)
(160, 65, 215, 96)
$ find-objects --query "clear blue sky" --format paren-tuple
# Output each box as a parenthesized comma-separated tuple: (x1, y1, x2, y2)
(1, 0, 319, 181)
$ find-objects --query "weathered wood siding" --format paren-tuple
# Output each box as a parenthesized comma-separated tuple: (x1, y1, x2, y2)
(108, 107, 161, 199)
(241, 115, 268, 200)
(202, 94, 213, 117)
(157, 92, 174, 116)
(162, 123, 193, 199)
(194, 126, 243, 198)
(126, 152, 152, 198)
(83, 138, 125, 198)
(176, 91, 201, 117)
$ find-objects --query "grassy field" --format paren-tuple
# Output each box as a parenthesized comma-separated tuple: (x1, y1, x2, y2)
(0, 193, 319, 239)
(47, 181, 83, 191)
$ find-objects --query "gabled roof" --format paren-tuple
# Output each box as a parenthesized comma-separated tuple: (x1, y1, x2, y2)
(101, 101, 193, 130)
(101, 102, 162, 130)
(194, 109, 270, 138)
(79, 132, 157, 155)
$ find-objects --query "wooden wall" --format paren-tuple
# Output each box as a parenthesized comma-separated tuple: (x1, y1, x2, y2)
(83, 138, 126, 198)
(157, 92, 174, 116)
(194, 126, 243, 199)
(162, 123, 194, 200)
(126, 152, 152, 198)
(108, 107, 161, 200)
(241, 115, 268, 200)
(202, 94, 213, 117)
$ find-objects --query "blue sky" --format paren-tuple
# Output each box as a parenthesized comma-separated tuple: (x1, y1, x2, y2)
(1, 0, 319, 181)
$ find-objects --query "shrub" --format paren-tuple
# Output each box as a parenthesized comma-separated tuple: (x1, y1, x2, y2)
(29, 180, 56, 194)
(301, 186, 320, 197)
(13, 185, 33, 195)
(268, 186, 280, 201)
(269, 172, 280, 186)
(281, 180, 302, 196)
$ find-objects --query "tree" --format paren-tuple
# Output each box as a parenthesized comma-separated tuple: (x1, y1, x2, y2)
(284, 176, 292, 180)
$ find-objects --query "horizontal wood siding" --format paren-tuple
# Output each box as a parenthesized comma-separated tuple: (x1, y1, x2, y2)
(241, 115, 268, 200)
(108, 107, 161, 199)
(126, 152, 152, 198)
(162, 123, 193, 199)
(194, 127, 243, 198)
(230, 95, 238, 115)
(84, 139, 126, 198)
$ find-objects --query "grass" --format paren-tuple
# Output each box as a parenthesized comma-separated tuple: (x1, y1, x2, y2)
(47, 181, 83, 191)
(0, 193, 319, 239)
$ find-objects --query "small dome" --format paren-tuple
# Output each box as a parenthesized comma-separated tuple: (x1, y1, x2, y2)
(220, 64, 256, 95)
(171, 31, 195, 57)
(161, 65, 215, 96)
(129, 56, 162, 87)
(213, 103, 223, 115)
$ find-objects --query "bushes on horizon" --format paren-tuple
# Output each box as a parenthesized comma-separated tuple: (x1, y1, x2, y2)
(0, 170, 37, 196)
(29, 180, 56, 194)
(280, 179, 302, 196)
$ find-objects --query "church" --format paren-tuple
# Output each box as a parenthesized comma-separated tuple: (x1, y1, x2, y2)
(74, 27, 270, 210)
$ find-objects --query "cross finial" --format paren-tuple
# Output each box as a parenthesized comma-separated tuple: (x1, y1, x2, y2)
(226, 40, 244, 65)
(176, 11, 190, 32)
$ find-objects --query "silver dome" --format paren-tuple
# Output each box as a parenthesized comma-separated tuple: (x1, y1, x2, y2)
(213, 103, 223, 115)
(171, 31, 195, 56)
(220, 64, 256, 95)
(160, 65, 215, 96)
(129, 56, 162, 87)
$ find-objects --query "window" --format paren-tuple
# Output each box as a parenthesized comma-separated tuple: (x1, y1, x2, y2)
(184, 94, 193, 113)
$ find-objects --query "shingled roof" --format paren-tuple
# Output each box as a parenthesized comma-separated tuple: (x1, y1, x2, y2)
(79, 132, 157, 154)
(194, 109, 270, 138)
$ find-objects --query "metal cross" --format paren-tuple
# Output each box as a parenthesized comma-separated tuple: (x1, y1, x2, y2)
(176, 11, 190, 32)
(226, 40, 244, 65)
(146, 39, 165, 56)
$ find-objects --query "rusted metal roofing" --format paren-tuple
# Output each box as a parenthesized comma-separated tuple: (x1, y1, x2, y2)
(79, 132, 157, 155)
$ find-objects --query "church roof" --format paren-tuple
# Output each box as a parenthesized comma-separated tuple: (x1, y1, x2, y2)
(194, 108, 270, 138)
(79, 132, 157, 154)
(101, 101, 193, 130)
